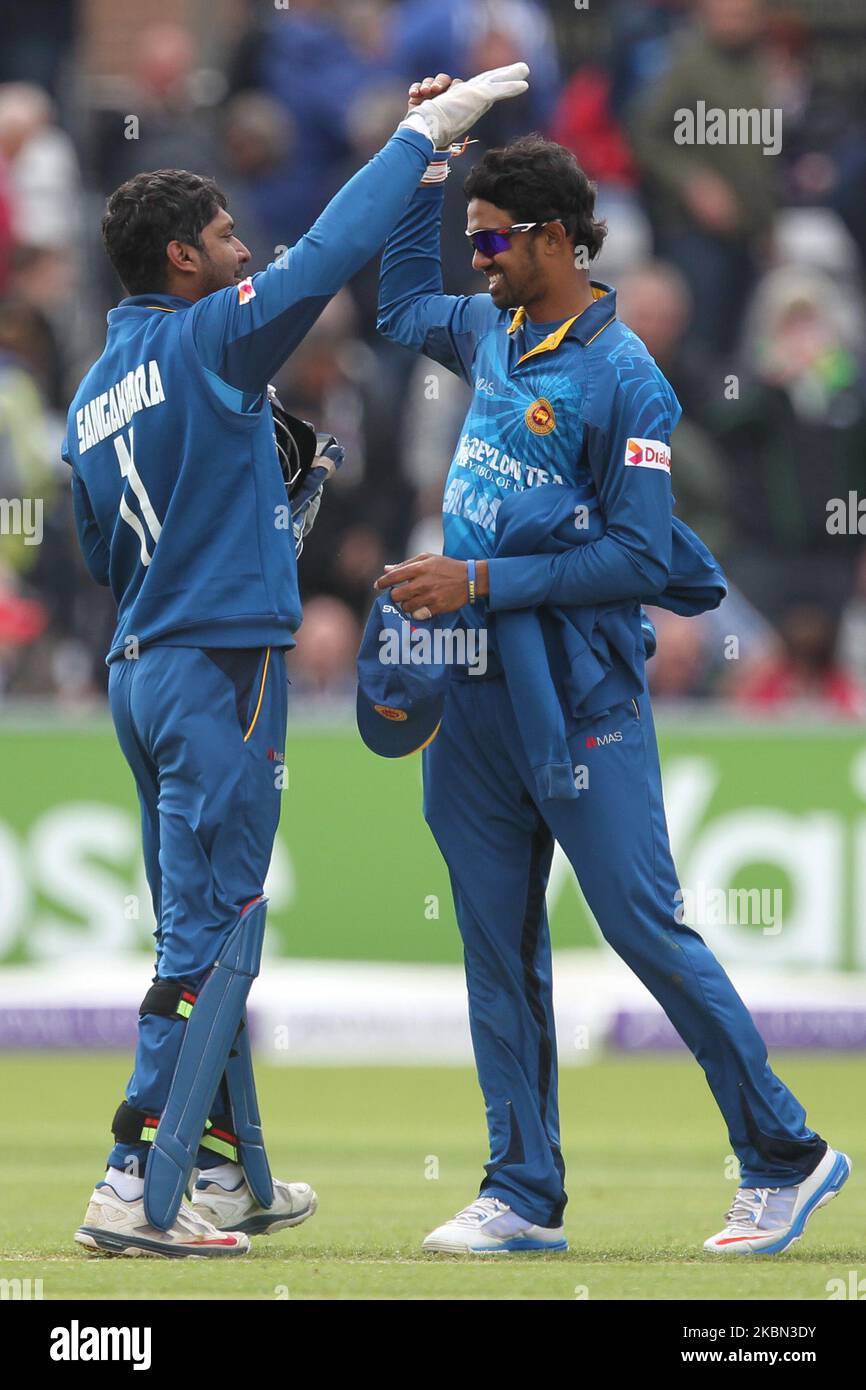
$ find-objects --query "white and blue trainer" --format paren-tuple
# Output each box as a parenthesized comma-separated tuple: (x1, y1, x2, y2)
(422, 1196, 568, 1254)
(192, 1169, 317, 1237)
(704, 1146, 851, 1255)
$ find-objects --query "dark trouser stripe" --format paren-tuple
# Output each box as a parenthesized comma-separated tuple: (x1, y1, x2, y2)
(520, 819, 556, 1124)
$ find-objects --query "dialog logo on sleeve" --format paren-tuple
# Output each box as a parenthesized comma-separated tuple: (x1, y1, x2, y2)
(625, 437, 671, 472)
(237, 276, 256, 305)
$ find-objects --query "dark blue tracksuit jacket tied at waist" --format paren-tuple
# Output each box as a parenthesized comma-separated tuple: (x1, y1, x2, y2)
(487, 483, 727, 802)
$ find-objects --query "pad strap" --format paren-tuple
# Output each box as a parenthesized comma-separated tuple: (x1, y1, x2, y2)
(112, 1101, 239, 1158)
(200, 1116, 240, 1163)
(139, 978, 198, 1022)
(112, 1100, 161, 1146)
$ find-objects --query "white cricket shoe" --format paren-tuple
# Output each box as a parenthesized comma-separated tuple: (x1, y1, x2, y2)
(191, 1174, 317, 1236)
(422, 1196, 567, 1254)
(704, 1146, 851, 1255)
(74, 1181, 249, 1258)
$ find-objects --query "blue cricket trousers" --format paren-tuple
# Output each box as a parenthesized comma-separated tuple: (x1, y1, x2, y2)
(106, 643, 288, 1172)
(423, 671, 826, 1229)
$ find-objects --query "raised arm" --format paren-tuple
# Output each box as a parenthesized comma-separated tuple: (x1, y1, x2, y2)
(190, 126, 433, 396)
(191, 64, 529, 398)
(377, 179, 501, 382)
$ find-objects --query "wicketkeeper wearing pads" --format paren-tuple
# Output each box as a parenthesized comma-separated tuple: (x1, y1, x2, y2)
(65, 64, 530, 1258)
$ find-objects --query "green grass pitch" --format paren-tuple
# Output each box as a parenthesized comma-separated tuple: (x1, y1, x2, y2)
(2, 1053, 862, 1300)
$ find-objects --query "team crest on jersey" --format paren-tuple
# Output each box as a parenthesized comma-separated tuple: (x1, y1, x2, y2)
(237, 276, 256, 305)
(374, 704, 408, 722)
(525, 397, 556, 435)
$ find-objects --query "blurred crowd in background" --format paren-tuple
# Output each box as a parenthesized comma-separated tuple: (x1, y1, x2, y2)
(1, 0, 866, 713)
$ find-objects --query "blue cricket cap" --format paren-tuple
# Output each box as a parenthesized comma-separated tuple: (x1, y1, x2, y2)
(356, 593, 450, 757)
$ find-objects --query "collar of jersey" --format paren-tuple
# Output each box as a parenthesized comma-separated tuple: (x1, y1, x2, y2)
(114, 293, 192, 314)
(508, 281, 616, 361)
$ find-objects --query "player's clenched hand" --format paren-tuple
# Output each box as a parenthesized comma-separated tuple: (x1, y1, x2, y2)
(375, 554, 481, 618)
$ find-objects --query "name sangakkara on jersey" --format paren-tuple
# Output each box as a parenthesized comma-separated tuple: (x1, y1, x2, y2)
(76, 359, 166, 455)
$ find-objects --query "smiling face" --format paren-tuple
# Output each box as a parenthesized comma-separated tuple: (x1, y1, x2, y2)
(466, 197, 551, 312)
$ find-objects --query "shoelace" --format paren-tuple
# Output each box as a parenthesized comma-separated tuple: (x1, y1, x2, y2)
(724, 1186, 796, 1232)
(725, 1188, 770, 1229)
(452, 1197, 509, 1227)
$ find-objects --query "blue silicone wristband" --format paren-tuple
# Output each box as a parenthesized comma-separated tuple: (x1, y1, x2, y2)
(467, 558, 477, 606)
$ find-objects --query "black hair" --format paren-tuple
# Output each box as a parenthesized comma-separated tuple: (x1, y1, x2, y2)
(463, 135, 607, 261)
(101, 169, 227, 295)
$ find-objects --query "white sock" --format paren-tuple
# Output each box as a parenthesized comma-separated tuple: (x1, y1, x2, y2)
(200, 1160, 244, 1191)
(105, 1166, 144, 1201)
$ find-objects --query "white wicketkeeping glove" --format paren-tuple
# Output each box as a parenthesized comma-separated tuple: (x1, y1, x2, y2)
(399, 63, 530, 150)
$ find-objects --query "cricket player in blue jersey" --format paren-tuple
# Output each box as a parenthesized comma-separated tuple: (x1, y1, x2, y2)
(375, 74, 850, 1256)
(65, 64, 530, 1258)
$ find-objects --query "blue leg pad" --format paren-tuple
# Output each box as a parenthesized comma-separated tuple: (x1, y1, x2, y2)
(144, 897, 268, 1231)
(225, 1012, 274, 1209)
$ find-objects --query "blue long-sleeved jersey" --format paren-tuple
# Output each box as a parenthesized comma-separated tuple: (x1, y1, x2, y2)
(377, 182, 680, 632)
(65, 125, 432, 664)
